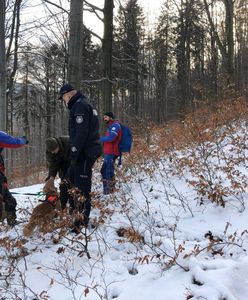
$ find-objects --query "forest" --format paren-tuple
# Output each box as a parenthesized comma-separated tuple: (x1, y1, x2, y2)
(0, 0, 247, 185)
(1, 2, 248, 299)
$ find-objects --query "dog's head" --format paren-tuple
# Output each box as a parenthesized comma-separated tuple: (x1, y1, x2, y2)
(43, 185, 59, 207)
(43, 183, 57, 195)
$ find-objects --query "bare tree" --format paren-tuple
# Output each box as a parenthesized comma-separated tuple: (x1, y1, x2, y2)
(0, 0, 6, 131)
(102, 0, 114, 112)
(6, 0, 22, 132)
(203, 0, 234, 84)
(68, 0, 83, 88)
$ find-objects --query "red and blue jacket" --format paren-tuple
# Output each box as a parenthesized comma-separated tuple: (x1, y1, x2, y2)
(0, 131, 26, 173)
(0, 131, 26, 149)
(100, 120, 122, 156)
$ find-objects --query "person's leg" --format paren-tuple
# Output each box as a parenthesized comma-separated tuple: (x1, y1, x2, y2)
(0, 173, 5, 221)
(73, 157, 96, 227)
(59, 180, 71, 210)
(4, 189, 17, 226)
(65, 166, 77, 213)
(0, 194, 4, 222)
(101, 154, 115, 194)
(100, 160, 108, 194)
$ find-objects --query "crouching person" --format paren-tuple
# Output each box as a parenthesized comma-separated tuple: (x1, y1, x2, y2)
(0, 131, 28, 226)
(45, 136, 75, 211)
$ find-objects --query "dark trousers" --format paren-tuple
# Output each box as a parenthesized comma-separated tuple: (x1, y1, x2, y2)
(59, 180, 74, 210)
(0, 172, 17, 225)
(100, 154, 117, 194)
(68, 156, 96, 226)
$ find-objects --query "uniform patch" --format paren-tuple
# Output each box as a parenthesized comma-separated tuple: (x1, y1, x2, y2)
(111, 127, 117, 131)
(76, 116, 83, 124)
(71, 146, 77, 152)
(93, 109, 98, 116)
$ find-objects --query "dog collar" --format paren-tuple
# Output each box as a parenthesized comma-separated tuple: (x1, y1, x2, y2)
(46, 195, 59, 207)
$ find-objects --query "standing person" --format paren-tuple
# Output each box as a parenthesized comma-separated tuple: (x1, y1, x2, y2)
(0, 131, 28, 226)
(44, 136, 74, 211)
(100, 112, 122, 195)
(59, 83, 102, 231)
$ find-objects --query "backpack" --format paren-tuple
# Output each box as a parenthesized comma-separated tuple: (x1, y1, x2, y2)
(119, 124, 133, 154)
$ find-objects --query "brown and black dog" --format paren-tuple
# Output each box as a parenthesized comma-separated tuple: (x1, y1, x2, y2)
(23, 186, 61, 237)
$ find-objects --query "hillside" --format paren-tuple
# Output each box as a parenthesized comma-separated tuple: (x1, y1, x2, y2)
(1, 99, 248, 300)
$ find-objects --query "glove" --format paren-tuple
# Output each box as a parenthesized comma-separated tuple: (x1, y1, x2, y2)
(22, 136, 29, 144)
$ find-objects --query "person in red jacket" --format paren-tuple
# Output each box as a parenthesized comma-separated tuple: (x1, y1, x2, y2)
(0, 131, 28, 226)
(100, 112, 122, 194)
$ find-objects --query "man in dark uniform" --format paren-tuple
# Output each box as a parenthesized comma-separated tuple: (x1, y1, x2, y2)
(44, 136, 73, 211)
(59, 83, 102, 231)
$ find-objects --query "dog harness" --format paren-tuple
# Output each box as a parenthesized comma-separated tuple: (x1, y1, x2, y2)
(46, 195, 59, 207)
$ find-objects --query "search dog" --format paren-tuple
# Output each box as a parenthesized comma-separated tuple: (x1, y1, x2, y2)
(23, 186, 61, 237)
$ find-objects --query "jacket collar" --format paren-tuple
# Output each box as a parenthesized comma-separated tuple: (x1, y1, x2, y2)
(108, 119, 119, 127)
(67, 91, 84, 110)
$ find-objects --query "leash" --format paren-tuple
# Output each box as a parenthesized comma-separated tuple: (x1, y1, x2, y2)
(10, 191, 46, 197)
(11, 191, 59, 207)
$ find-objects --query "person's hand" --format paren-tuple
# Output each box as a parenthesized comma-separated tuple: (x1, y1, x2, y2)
(22, 136, 29, 144)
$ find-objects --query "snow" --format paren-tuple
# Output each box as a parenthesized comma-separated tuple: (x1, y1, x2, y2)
(1, 133, 248, 300)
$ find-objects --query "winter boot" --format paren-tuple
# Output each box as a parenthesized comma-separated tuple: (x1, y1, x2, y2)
(6, 211, 17, 227)
(0, 196, 4, 222)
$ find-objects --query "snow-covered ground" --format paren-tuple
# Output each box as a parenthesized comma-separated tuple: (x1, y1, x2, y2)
(1, 135, 248, 300)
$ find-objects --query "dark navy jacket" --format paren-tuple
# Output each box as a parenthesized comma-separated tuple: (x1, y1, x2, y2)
(67, 91, 102, 162)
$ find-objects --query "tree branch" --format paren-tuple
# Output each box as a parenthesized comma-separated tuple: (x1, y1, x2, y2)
(87, 27, 103, 42)
(84, 0, 104, 12)
(42, 0, 69, 14)
(84, 0, 104, 22)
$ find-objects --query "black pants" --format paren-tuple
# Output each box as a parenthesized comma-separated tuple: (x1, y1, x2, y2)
(0, 172, 17, 225)
(59, 180, 74, 210)
(67, 156, 96, 226)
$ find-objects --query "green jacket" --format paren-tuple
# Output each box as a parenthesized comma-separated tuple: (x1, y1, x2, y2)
(46, 136, 70, 180)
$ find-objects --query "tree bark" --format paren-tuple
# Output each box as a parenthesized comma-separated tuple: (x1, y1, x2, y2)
(68, 0, 83, 88)
(102, 0, 114, 112)
(203, 0, 234, 82)
(224, 0, 234, 80)
(0, 0, 6, 131)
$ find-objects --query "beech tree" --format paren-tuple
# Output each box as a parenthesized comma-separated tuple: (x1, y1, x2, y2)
(68, 0, 83, 89)
(102, 0, 114, 112)
(203, 0, 234, 84)
(114, 0, 145, 119)
(0, 0, 6, 130)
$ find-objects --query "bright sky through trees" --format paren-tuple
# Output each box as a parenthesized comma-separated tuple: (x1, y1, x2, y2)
(21, 0, 164, 43)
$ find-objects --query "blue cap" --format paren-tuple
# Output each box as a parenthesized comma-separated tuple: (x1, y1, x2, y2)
(58, 83, 74, 99)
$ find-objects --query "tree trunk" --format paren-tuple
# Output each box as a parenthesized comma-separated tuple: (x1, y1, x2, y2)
(224, 0, 234, 81)
(203, 0, 234, 83)
(102, 0, 114, 112)
(68, 0, 83, 88)
(7, 0, 22, 131)
(0, 1, 6, 131)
